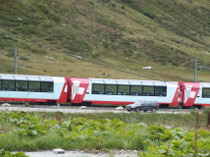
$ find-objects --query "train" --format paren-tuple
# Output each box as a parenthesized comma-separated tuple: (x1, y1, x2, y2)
(0, 73, 210, 108)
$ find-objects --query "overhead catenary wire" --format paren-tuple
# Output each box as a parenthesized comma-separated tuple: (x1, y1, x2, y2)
(0, 28, 151, 79)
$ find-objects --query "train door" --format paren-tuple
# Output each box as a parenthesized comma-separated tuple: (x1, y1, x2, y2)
(170, 82, 182, 107)
(178, 84, 183, 107)
(63, 77, 71, 103)
(66, 79, 71, 103)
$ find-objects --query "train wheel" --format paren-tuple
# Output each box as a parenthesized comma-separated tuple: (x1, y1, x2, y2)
(159, 104, 169, 108)
(81, 102, 92, 106)
(193, 105, 202, 109)
(47, 101, 56, 105)
(35, 102, 45, 105)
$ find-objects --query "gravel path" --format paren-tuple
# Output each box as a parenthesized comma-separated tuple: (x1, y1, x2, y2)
(0, 105, 193, 114)
(23, 150, 139, 157)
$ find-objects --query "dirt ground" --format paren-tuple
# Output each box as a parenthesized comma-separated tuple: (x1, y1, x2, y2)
(24, 150, 139, 157)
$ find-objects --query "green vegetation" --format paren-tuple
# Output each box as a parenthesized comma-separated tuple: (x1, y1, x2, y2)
(37, 111, 208, 129)
(139, 125, 210, 156)
(0, 149, 28, 157)
(0, 0, 210, 81)
(0, 111, 146, 151)
(0, 111, 209, 155)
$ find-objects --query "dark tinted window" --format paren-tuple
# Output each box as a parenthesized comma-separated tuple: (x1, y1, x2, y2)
(118, 85, 130, 95)
(155, 86, 167, 96)
(16, 81, 28, 91)
(92, 84, 105, 94)
(202, 88, 210, 98)
(0, 80, 1, 90)
(41, 82, 53, 92)
(2, 80, 15, 91)
(29, 82, 40, 92)
(130, 86, 142, 96)
(105, 85, 117, 95)
(143, 86, 154, 96)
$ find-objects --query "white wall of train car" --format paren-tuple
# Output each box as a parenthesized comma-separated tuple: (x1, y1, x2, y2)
(83, 79, 178, 104)
(194, 83, 210, 106)
(0, 76, 65, 101)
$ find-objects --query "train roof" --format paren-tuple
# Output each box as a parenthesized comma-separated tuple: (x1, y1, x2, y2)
(90, 78, 168, 86)
(0, 74, 57, 82)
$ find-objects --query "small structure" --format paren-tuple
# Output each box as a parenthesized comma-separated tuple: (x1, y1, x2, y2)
(2, 103, 11, 107)
(142, 66, 152, 70)
(53, 148, 65, 154)
(79, 106, 87, 109)
(115, 106, 124, 110)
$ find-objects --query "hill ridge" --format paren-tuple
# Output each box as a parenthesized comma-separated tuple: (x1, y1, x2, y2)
(0, 0, 209, 81)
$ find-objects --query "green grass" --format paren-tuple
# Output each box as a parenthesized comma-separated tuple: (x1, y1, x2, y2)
(0, 130, 146, 151)
(36, 111, 208, 129)
(0, 0, 210, 81)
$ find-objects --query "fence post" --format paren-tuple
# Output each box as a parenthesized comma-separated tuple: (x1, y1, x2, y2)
(194, 108, 199, 157)
(194, 57, 197, 82)
(56, 114, 62, 126)
(206, 111, 210, 130)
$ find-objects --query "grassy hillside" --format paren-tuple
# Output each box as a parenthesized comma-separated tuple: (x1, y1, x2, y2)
(0, 0, 209, 81)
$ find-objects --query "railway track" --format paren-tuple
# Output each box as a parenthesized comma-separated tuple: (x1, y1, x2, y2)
(0, 104, 201, 114)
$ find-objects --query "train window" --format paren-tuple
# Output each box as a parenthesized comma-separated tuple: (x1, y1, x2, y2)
(16, 81, 28, 91)
(202, 88, 210, 98)
(130, 86, 142, 96)
(29, 81, 40, 92)
(105, 85, 117, 95)
(143, 86, 155, 96)
(155, 86, 167, 96)
(40, 82, 53, 92)
(2, 80, 15, 91)
(118, 85, 130, 95)
(92, 84, 105, 94)
(0, 80, 1, 90)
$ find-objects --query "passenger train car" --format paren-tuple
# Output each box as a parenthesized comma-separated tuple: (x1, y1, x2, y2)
(0, 74, 210, 108)
(69, 78, 181, 107)
(0, 74, 68, 104)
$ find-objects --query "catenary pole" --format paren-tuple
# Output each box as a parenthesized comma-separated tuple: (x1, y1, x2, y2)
(14, 46, 17, 74)
(194, 57, 197, 82)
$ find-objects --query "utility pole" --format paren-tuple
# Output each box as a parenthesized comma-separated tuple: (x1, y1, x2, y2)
(14, 46, 17, 74)
(194, 57, 197, 82)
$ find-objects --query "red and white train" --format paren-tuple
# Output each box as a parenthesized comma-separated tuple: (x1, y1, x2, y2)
(0, 74, 210, 108)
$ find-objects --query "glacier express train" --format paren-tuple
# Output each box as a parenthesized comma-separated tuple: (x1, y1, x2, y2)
(0, 74, 210, 108)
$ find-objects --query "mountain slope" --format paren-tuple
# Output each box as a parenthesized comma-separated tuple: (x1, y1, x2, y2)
(0, 0, 209, 81)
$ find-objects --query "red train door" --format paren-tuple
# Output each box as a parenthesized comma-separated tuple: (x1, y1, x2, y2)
(178, 84, 183, 107)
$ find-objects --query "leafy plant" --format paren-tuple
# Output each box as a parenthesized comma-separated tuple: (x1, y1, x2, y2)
(0, 111, 54, 137)
(0, 149, 28, 157)
(139, 125, 210, 157)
